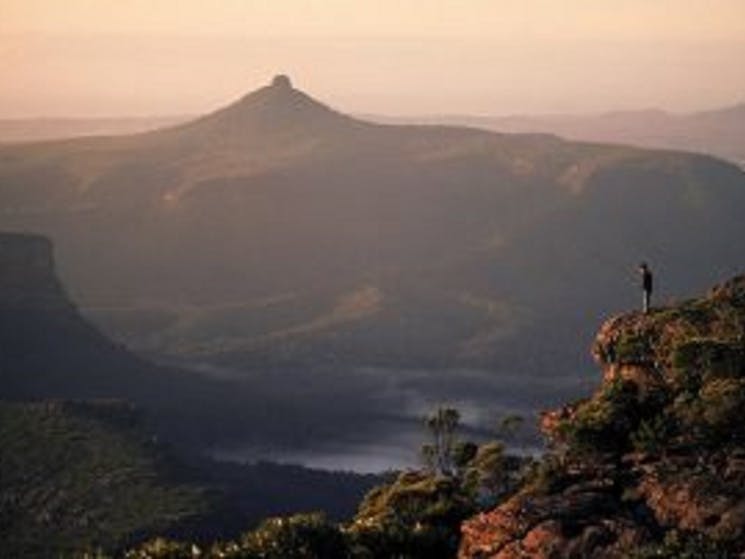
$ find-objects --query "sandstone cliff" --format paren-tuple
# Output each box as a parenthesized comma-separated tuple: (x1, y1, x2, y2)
(460, 276, 745, 558)
(0, 232, 70, 310)
(0, 233, 225, 447)
(0, 232, 157, 401)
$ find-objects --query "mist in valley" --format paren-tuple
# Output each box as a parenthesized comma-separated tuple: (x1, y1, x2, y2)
(3, 72, 745, 473)
(4, 4, 745, 557)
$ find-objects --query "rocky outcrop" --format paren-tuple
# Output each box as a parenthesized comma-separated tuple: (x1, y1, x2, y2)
(0, 233, 234, 444)
(0, 233, 366, 452)
(460, 275, 745, 558)
(0, 232, 152, 400)
(0, 232, 70, 309)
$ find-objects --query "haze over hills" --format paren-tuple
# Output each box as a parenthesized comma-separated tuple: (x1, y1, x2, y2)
(0, 232, 388, 557)
(3, 96, 744, 171)
(0, 116, 188, 144)
(1, 76, 745, 468)
(367, 102, 745, 169)
(0, 232, 420, 467)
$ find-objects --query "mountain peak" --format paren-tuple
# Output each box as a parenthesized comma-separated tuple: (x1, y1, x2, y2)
(172, 74, 358, 139)
(270, 74, 293, 90)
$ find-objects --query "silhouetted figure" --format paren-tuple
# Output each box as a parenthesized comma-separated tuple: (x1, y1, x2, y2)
(639, 263, 653, 313)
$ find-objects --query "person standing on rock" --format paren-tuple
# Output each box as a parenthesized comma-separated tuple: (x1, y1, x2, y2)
(639, 262, 653, 314)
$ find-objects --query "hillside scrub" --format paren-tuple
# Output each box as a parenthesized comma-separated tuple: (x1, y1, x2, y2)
(0, 401, 209, 557)
(460, 275, 745, 558)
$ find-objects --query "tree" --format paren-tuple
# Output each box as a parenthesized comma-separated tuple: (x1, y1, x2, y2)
(421, 407, 463, 476)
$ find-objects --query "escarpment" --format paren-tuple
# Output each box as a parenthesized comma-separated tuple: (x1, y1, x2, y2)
(0, 232, 155, 400)
(0, 232, 70, 310)
(460, 275, 745, 558)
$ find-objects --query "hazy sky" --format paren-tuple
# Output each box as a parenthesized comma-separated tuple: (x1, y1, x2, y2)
(2, 0, 744, 117)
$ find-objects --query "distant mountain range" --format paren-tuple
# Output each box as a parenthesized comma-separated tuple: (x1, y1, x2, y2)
(1, 76, 744, 459)
(0, 116, 187, 143)
(366, 102, 745, 169)
(3, 96, 743, 169)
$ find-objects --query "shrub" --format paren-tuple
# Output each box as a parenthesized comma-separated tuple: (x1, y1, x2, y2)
(614, 333, 652, 364)
(672, 339, 744, 383)
(558, 380, 640, 455)
(124, 538, 193, 559)
(630, 413, 675, 454)
(348, 471, 473, 558)
(628, 530, 735, 559)
(237, 513, 347, 559)
(461, 442, 507, 504)
(699, 378, 745, 442)
(522, 454, 565, 496)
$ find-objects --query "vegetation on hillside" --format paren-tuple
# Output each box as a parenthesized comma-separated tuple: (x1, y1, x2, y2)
(558, 273, 745, 457)
(0, 399, 386, 558)
(0, 400, 209, 557)
(17, 274, 745, 557)
(110, 407, 528, 559)
(461, 275, 745, 558)
(4, 231, 745, 557)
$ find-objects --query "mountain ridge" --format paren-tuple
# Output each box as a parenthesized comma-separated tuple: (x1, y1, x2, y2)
(0, 232, 429, 460)
(1, 76, 740, 211)
(1, 78, 744, 463)
(166, 74, 361, 138)
(366, 101, 745, 168)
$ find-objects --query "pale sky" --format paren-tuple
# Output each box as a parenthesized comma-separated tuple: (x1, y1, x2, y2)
(1, 0, 744, 117)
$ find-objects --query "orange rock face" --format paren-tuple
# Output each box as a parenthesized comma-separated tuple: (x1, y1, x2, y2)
(460, 276, 745, 558)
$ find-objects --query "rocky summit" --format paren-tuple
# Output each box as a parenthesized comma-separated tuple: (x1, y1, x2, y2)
(460, 275, 745, 558)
